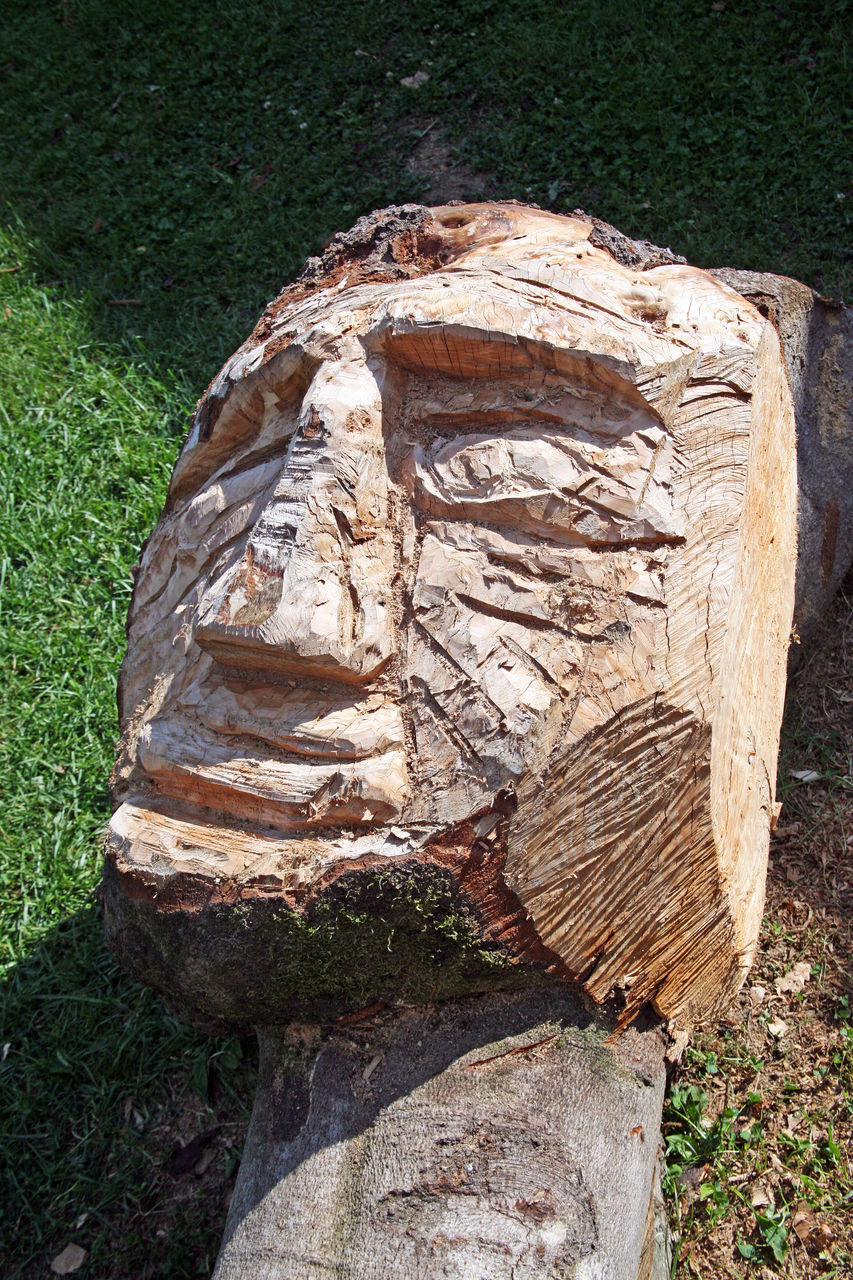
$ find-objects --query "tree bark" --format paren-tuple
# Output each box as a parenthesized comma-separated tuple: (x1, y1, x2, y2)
(212, 991, 667, 1280)
(711, 267, 853, 644)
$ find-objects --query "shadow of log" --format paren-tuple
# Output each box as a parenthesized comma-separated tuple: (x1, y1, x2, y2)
(0, 903, 256, 1278)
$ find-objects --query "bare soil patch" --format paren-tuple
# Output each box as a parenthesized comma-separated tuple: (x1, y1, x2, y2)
(404, 121, 493, 203)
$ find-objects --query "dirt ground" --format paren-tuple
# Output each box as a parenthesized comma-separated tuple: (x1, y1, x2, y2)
(668, 572, 853, 1277)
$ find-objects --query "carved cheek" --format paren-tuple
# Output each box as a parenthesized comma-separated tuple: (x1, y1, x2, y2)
(400, 423, 678, 823)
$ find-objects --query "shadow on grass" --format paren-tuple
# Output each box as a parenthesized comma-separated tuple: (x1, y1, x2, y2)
(773, 572, 853, 980)
(0, 901, 257, 1279)
(1, 0, 850, 391)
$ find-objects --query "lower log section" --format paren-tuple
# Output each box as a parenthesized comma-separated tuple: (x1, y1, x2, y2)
(212, 991, 667, 1280)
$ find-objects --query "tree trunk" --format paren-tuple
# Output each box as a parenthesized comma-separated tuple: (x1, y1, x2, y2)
(212, 991, 667, 1280)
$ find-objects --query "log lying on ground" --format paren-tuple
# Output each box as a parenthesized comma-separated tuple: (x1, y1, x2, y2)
(212, 991, 667, 1280)
(104, 201, 797, 1031)
(101, 202, 799, 1278)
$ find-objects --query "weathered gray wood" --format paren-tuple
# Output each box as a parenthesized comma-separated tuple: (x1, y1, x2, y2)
(212, 991, 667, 1280)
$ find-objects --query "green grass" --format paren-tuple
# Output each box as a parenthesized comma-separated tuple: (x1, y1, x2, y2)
(663, 998, 852, 1276)
(0, 233, 181, 957)
(1, 0, 851, 1274)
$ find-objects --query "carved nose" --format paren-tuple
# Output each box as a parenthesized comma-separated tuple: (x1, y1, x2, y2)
(194, 360, 395, 684)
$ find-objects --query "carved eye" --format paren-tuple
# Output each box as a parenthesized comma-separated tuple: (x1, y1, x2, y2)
(439, 213, 471, 229)
(405, 423, 683, 547)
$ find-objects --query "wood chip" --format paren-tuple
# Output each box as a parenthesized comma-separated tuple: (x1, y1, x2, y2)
(362, 1054, 382, 1082)
(774, 961, 811, 995)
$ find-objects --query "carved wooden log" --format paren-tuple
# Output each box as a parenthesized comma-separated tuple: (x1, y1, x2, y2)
(710, 267, 853, 644)
(105, 202, 796, 1029)
(101, 203, 798, 1277)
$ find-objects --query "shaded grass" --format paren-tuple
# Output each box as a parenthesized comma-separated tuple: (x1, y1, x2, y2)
(1, 905, 254, 1278)
(0, 0, 851, 1274)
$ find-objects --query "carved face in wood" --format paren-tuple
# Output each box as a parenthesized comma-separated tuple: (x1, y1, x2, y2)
(109, 205, 795, 1024)
(114, 212, 680, 832)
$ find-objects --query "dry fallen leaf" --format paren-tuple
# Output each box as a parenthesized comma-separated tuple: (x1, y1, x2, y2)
(167, 1127, 219, 1176)
(766, 1017, 788, 1039)
(775, 961, 811, 996)
(251, 161, 273, 189)
(50, 1244, 87, 1274)
(789, 768, 821, 783)
(750, 1183, 773, 1209)
(676, 1163, 706, 1191)
(193, 1144, 218, 1178)
(793, 1206, 816, 1241)
(665, 1025, 690, 1063)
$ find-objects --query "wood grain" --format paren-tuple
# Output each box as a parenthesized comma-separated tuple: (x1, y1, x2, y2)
(106, 203, 797, 1028)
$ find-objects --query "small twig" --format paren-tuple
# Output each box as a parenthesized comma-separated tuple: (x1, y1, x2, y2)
(413, 117, 438, 143)
(0, 265, 21, 274)
(464, 1033, 556, 1069)
(407, 118, 438, 158)
(107, 298, 142, 307)
(336, 1000, 386, 1025)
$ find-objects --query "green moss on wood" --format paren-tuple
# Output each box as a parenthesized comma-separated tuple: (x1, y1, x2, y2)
(103, 860, 554, 1031)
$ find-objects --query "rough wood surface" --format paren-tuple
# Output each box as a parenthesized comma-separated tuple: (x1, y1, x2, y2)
(711, 267, 853, 643)
(211, 991, 667, 1280)
(104, 202, 797, 1029)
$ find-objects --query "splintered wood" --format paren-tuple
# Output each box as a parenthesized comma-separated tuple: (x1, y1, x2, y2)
(107, 203, 796, 1026)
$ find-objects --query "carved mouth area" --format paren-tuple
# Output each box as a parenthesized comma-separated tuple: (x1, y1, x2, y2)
(175, 677, 405, 760)
(134, 681, 410, 828)
(106, 798, 422, 889)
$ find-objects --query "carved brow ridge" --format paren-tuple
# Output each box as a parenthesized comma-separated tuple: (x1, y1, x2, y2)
(372, 320, 656, 419)
(378, 323, 580, 374)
